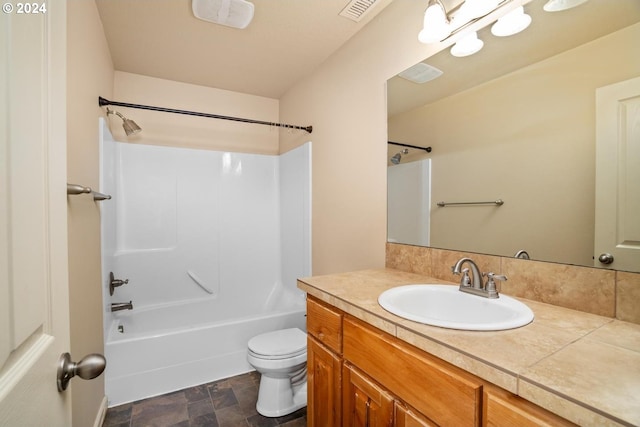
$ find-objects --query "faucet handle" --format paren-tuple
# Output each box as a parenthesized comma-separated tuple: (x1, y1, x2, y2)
(109, 272, 130, 296)
(484, 272, 507, 294)
(460, 268, 471, 287)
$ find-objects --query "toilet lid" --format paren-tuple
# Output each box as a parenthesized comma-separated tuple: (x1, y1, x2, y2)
(248, 328, 307, 358)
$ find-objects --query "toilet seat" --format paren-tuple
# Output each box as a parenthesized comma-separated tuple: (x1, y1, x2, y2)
(248, 328, 307, 360)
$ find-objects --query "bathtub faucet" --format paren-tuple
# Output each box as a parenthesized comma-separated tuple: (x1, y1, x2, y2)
(111, 301, 133, 312)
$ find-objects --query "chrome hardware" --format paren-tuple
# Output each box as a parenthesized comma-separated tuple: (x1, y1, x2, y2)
(67, 183, 111, 201)
(57, 352, 106, 392)
(452, 257, 483, 289)
(437, 199, 504, 207)
(484, 272, 507, 298)
(66, 183, 91, 195)
(460, 268, 472, 287)
(109, 271, 129, 296)
(598, 253, 614, 265)
(111, 301, 133, 312)
(452, 257, 504, 299)
(514, 250, 530, 260)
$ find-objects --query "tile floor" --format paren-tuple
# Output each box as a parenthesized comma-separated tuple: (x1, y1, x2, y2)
(102, 371, 306, 427)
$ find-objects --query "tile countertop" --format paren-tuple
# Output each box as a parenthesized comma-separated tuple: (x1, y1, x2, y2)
(297, 268, 640, 427)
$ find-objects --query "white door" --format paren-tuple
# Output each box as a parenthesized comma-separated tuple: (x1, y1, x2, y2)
(0, 1, 72, 425)
(594, 76, 640, 272)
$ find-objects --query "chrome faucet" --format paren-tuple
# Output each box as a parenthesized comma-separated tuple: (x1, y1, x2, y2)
(451, 257, 483, 289)
(111, 301, 133, 312)
(451, 257, 506, 299)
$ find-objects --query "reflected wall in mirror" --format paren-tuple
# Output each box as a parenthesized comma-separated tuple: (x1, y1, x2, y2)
(387, 0, 640, 272)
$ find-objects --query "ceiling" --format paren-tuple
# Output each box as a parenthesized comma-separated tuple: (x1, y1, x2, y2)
(96, 0, 393, 99)
(388, 0, 640, 117)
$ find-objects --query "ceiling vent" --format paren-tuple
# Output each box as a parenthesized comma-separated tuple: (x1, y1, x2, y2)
(339, 0, 379, 22)
(192, 0, 254, 29)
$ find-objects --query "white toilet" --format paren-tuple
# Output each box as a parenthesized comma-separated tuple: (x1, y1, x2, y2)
(247, 327, 308, 417)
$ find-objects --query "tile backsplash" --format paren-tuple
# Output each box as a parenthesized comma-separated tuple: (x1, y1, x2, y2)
(386, 243, 640, 324)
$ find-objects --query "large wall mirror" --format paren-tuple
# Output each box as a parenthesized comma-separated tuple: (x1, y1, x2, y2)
(387, 0, 640, 272)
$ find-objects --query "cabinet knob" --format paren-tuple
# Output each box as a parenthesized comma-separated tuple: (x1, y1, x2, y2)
(598, 253, 614, 265)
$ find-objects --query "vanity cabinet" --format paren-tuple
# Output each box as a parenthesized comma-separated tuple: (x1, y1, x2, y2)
(395, 403, 437, 427)
(307, 297, 343, 427)
(343, 315, 482, 426)
(306, 295, 575, 427)
(343, 363, 394, 427)
(482, 385, 574, 427)
(307, 337, 342, 427)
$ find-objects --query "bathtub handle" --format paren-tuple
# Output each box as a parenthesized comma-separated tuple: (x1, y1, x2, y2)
(187, 270, 214, 295)
(109, 271, 129, 296)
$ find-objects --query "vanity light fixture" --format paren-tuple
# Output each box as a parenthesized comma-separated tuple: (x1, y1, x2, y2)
(451, 31, 484, 57)
(455, 0, 499, 22)
(543, 0, 588, 12)
(419, 0, 535, 57)
(491, 5, 531, 37)
(418, 0, 450, 44)
(418, 0, 501, 44)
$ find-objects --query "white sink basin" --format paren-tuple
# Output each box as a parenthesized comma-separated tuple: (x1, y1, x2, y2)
(378, 284, 534, 331)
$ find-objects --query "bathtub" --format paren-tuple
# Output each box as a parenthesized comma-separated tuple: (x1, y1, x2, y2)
(104, 296, 307, 406)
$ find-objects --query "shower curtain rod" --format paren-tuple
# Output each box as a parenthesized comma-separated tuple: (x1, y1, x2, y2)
(99, 97, 313, 134)
(388, 141, 432, 152)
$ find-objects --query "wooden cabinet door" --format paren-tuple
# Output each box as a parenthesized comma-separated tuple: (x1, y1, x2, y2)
(343, 363, 394, 427)
(395, 402, 438, 427)
(307, 296, 343, 354)
(483, 386, 577, 427)
(344, 316, 483, 426)
(307, 336, 342, 427)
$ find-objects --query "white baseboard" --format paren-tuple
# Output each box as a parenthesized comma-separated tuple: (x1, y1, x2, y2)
(93, 396, 108, 427)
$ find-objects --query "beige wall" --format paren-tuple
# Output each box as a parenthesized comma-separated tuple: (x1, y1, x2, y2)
(280, 0, 639, 273)
(61, 1, 636, 423)
(66, 1, 114, 425)
(112, 71, 279, 154)
(279, 1, 480, 274)
(388, 23, 640, 267)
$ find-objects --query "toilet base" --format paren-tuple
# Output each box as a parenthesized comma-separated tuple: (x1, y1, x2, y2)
(255, 374, 307, 417)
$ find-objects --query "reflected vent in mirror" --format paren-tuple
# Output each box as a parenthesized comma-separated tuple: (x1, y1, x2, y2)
(398, 62, 443, 84)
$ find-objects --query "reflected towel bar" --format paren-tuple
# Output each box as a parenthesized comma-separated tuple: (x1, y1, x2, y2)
(67, 183, 112, 201)
(437, 199, 504, 207)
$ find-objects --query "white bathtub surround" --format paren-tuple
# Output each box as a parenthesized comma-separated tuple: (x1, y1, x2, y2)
(99, 120, 311, 405)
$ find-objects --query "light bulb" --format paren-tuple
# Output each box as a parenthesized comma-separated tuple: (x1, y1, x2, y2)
(418, 0, 451, 44)
(450, 32, 484, 57)
(491, 6, 532, 37)
(543, 0, 588, 12)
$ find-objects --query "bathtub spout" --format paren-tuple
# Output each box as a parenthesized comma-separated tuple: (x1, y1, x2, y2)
(111, 301, 133, 312)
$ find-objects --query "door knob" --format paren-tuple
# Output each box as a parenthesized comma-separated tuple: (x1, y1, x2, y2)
(598, 253, 614, 264)
(57, 352, 106, 392)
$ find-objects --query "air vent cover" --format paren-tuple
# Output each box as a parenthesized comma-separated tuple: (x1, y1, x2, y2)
(339, 0, 379, 22)
(192, 0, 254, 29)
(398, 63, 443, 84)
